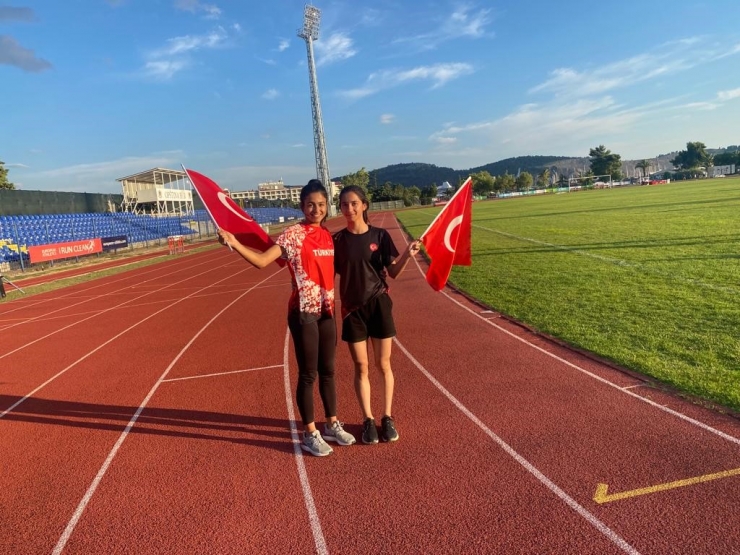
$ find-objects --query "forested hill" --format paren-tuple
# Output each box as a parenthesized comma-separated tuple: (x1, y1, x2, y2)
(469, 156, 575, 178)
(361, 156, 573, 188)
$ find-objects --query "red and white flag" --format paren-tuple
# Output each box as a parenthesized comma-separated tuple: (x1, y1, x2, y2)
(419, 177, 472, 291)
(184, 168, 280, 257)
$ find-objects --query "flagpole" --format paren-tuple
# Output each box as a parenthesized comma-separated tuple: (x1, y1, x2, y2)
(182, 165, 232, 251)
(419, 176, 472, 242)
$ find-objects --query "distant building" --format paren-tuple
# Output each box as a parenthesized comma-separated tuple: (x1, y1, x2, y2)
(228, 178, 342, 204)
(117, 167, 193, 215)
(229, 189, 258, 201)
(437, 181, 453, 199)
(710, 165, 736, 177)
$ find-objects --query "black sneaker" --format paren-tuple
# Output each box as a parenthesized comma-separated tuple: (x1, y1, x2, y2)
(381, 415, 399, 442)
(362, 418, 378, 444)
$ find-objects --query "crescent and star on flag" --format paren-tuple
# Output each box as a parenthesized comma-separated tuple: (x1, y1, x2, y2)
(216, 191, 255, 223)
(443, 215, 464, 253)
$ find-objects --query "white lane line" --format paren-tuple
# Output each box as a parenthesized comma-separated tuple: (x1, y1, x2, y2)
(439, 288, 740, 447)
(161, 364, 283, 383)
(52, 267, 285, 555)
(282, 328, 328, 555)
(393, 337, 641, 555)
(0, 250, 225, 332)
(0, 248, 223, 317)
(3, 283, 291, 327)
(0, 257, 237, 361)
(393, 218, 740, 447)
(0, 264, 253, 419)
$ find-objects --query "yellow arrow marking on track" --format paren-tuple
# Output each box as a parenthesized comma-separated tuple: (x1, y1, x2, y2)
(594, 467, 740, 504)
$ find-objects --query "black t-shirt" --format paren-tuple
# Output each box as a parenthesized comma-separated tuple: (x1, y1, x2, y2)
(333, 226, 399, 315)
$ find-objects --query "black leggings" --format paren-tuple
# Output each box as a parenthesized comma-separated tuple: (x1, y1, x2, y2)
(288, 315, 337, 425)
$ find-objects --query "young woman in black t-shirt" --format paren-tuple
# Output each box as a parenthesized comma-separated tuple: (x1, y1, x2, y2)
(333, 185, 420, 444)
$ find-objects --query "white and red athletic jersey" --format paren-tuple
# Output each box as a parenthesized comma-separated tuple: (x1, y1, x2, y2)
(276, 223, 335, 322)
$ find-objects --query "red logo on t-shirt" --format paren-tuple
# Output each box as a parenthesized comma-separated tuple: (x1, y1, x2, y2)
(369, 243, 378, 252)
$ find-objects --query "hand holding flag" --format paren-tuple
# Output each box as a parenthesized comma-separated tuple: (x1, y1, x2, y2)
(184, 167, 285, 265)
(419, 177, 472, 291)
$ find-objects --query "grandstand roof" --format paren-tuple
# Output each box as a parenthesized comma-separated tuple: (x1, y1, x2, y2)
(116, 168, 187, 184)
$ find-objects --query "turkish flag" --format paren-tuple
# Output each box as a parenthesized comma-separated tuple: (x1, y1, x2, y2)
(420, 177, 472, 291)
(185, 168, 283, 263)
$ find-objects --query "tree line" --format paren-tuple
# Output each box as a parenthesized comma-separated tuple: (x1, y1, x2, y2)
(0, 161, 16, 190)
(467, 141, 739, 196)
(341, 167, 437, 205)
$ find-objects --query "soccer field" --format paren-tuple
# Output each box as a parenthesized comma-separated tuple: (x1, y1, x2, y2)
(397, 178, 740, 412)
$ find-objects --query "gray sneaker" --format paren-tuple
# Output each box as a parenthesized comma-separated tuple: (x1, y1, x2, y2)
(301, 430, 333, 457)
(323, 421, 356, 446)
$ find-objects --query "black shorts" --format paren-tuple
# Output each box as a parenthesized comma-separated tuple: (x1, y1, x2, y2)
(341, 293, 396, 343)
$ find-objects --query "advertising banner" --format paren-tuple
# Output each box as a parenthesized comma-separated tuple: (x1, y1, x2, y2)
(101, 235, 129, 251)
(29, 239, 103, 263)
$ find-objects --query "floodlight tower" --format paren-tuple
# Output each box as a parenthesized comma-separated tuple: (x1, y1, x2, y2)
(298, 4, 335, 215)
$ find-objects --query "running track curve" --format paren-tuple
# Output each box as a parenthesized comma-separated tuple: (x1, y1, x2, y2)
(0, 214, 738, 554)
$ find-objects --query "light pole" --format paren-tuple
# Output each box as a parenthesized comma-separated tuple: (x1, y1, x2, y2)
(298, 4, 336, 215)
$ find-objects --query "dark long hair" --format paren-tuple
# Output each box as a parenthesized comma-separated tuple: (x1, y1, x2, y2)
(300, 179, 329, 224)
(338, 185, 369, 224)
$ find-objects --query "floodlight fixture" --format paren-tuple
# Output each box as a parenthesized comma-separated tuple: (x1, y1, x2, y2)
(298, 4, 321, 40)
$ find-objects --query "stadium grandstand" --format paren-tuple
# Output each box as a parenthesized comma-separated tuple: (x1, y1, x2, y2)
(0, 167, 304, 270)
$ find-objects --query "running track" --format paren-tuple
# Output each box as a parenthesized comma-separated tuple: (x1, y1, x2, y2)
(1, 214, 739, 554)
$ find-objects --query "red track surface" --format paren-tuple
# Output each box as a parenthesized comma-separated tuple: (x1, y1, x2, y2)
(1, 215, 739, 554)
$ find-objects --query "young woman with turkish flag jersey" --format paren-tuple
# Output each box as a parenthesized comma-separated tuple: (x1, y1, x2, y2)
(219, 180, 355, 457)
(333, 185, 421, 445)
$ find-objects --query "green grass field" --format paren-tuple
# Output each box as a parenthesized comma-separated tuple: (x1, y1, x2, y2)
(397, 178, 740, 412)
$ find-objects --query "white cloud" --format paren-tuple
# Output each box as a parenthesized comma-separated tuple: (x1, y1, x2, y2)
(277, 39, 290, 52)
(314, 32, 356, 66)
(151, 29, 226, 57)
(143, 59, 189, 80)
(5, 163, 30, 168)
(414, 37, 740, 163)
(380, 114, 395, 124)
(448, 5, 492, 38)
(174, 0, 222, 20)
(141, 28, 227, 80)
(338, 63, 474, 99)
(262, 88, 279, 100)
(394, 5, 493, 51)
(428, 96, 648, 156)
(530, 38, 740, 98)
(716, 43, 740, 59)
(20, 153, 185, 193)
(717, 87, 740, 101)
(682, 101, 720, 111)
(291, 144, 305, 148)
(360, 8, 382, 26)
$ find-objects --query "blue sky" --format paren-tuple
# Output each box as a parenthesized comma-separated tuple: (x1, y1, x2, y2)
(2, 0, 739, 193)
